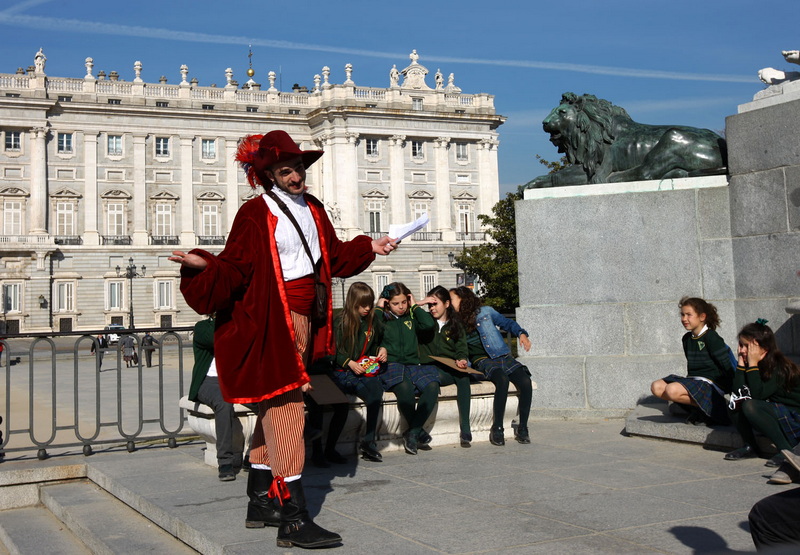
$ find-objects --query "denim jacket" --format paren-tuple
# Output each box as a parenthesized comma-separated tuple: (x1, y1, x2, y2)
(475, 306, 528, 359)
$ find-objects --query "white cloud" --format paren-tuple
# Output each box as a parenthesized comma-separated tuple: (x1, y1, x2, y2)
(0, 11, 754, 84)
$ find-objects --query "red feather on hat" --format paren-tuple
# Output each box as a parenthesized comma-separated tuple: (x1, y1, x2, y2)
(235, 134, 264, 188)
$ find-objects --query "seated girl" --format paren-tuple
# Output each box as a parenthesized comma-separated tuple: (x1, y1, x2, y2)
(376, 282, 439, 455)
(650, 297, 734, 425)
(418, 285, 473, 447)
(329, 282, 386, 463)
(449, 286, 533, 446)
(725, 320, 800, 484)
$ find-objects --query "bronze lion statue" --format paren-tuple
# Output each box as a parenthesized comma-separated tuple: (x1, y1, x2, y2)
(525, 92, 727, 188)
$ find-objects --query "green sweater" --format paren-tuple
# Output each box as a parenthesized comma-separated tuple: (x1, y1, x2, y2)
(333, 311, 383, 370)
(733, 364, 800, 410)
(418, 320, 468, 364)
(188, 318, 215, 401)
(378, 305, 436, 365)
(682, 328, 734, 393)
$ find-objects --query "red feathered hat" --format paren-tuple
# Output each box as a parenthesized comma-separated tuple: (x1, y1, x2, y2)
(235, 130, 323, 188)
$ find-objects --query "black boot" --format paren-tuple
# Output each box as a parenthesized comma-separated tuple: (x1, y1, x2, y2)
(245, 468, 280, 528)
(276, 478, 342, 548)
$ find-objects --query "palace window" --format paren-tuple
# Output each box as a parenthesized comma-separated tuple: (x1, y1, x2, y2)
(108, 99, 121, 105)
(457, 202, 475, 233)
(374, 274, 389, 292)
(421, 273, 437, 294)
(154, 203, 173, 236)
(155, 280, 174, 309)
(107, 135, 123, 156)
(366, 139, 379, 157)
(411, 141, 424, 160)
(412, 98, 423, 111)
(156, 101, 169, 108)
(412, 201, 429, 230)
(55, 281, 75, 312)
(4, 131, 21, 152)
(2, 282, 21, 313)
(455, 142, 469, 162)
(57, 133, 73, 154)
(107, 202, 125, 235)
(107, 281, 123, 311)
(56, 201, 75, 236)
(155, 137, 170, 157)
(3, 201, 22, 235)
(202, 204, 219, 236)
(201, 139, 216, 160)
(367, 200, 383, 233)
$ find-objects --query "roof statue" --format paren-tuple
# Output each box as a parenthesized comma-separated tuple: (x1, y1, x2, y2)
(758, 50, 800, 85)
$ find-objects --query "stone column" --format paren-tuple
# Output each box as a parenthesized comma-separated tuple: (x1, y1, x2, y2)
(180, 136, 196, 245)
(29, 127, 48, 234)
(318, 133, 335, 210)
(433, 137, 454, 239)
(132, 135, 149, 245)
(224, 138, 238, 235)
(388, 135, 406, 226)
(477, 138, 500, 221)
(329, 132, 359, 237)
(83, 132, 100, 245)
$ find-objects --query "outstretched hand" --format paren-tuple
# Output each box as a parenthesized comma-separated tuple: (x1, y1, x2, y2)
(519, 334, 532, 352)
(169, 251, 207, 270)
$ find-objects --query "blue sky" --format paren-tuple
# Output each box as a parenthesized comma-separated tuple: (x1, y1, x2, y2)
(1, 0, 794, 195)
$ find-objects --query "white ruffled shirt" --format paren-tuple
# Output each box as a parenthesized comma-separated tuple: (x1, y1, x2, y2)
(262, 188, 321, 281)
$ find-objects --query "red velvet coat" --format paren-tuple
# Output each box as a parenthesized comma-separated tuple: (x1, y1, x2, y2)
(180, 194, 375, 404)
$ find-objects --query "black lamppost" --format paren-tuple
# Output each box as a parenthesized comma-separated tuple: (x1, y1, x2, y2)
(448, 246, 467, 286)
(116, 257, 145, 329)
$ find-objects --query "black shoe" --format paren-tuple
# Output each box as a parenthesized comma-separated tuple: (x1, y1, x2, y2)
(404, 432, 418, 455)
(514, 426, 531, 444)
(241, 454, 251, 473)
(245, 468, 281, 528)
(766, 453, 786, 468)
(490, 427, 505, 446)
(218, 464, 236, 481)
(725, 445, 757, 461)
(460, 432, 472, 448)
(359, 441, 382, 462)
(768, 462, 800, 484)
(276, 479, 342, 548)
(418, 430, 432, 450)
(324, 449, 348, 465)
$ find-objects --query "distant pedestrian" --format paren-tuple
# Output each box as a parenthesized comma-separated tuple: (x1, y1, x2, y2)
(90, 334, 108, 368)
(142, 332, 159, 367)
(120, 334, 135, 367)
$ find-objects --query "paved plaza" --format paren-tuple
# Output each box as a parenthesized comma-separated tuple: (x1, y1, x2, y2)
(1, 417, 787, 553)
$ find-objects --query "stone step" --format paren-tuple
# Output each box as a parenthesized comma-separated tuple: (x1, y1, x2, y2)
(625, 401, 774, 453)
(0, 505, 91, 554)
(40, 480, 198, 555)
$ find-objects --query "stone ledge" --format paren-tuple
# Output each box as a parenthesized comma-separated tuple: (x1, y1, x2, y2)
(180, 380, 525, 466)
(625, 401, 774, 453)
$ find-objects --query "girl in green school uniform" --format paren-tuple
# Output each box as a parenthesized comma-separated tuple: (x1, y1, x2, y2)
(418, 285, 474, 447)
(376, 282, 439, 455)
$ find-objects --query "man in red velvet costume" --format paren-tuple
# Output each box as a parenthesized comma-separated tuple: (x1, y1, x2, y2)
(170, 130, 396, 549)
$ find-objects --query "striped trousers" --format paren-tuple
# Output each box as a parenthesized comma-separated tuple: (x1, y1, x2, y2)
(248, 310, 311, 478)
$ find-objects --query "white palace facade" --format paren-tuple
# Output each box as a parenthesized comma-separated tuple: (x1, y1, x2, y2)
(0, 49, 504, 333)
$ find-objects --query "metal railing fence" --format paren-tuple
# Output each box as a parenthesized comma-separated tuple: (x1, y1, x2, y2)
(0, 327, 194, 460)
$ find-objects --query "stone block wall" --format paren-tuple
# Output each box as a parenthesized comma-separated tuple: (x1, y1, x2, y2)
(515, 94, 800, 415)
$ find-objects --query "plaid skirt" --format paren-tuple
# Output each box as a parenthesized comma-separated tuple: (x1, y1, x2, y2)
(662, 374, 728, 424)
(773, 403, 800, 443)
(380, 362, 440, 393)
(474, 354, 529, 380)
(329, 368, 383, 398)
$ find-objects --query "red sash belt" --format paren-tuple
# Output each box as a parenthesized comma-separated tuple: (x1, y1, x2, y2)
(284, 275, 315, 316)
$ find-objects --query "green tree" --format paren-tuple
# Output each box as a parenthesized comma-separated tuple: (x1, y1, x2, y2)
(456, 155, 566, 312)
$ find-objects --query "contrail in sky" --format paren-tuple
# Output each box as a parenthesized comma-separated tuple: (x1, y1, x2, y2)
(0, 11, 753, 84)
